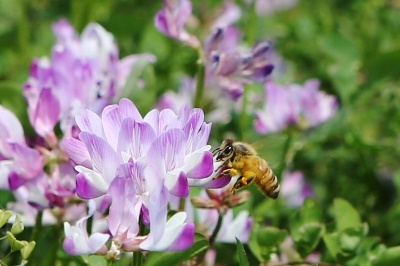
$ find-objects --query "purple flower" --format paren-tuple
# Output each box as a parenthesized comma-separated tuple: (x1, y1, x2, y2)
(300, 79, 338, 127)
(254, 81, 301, 134)
(254, 0, 298, 16)
(154, 0, 274, 100)
(254, 79, 338, 134)
(197, 208, 253, 243)
(72, 161, 195, 253)
(205, 29, 274, 100)
(154, 0, 200, 48)
(63, 98, 216, 200)
(280, 171, 313, 207)
(24, 19, 155, 138)
(63, 200, 110, 255)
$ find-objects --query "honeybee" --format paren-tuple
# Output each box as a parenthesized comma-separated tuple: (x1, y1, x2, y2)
(214, 138, 280, 199)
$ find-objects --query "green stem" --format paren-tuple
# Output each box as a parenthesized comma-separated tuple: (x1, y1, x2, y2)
(132, 251, 144, 266)
(30, 211, 43, 242)
(178, 197, 186, 212)
(209, 211, 224, 246)
(48, 223, 62, 266)
(17, 0, 30, 62)
(193, 59, 206, 108)
(246, 0, 257, 45)
(132, 217, 146, 266)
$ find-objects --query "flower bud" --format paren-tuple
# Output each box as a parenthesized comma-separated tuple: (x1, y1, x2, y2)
(0, 210, 13, 227)
(21, 241, 36, 260)
(6, 232, 26, 251)
(11, 214, 24, 235)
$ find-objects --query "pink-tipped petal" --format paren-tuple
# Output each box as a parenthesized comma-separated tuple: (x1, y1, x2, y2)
(186, 151, 213, 179)
(170, 171, 189, 198)
(75, 172, 107, 199)
(167, 222, 195, 251)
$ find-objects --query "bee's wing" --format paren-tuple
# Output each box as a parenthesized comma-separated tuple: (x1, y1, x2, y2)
(246, 134, 289, 169)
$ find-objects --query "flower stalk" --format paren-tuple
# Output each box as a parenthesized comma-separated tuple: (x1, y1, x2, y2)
(194, 59, 206, 108)
(209, 211, 224, 246)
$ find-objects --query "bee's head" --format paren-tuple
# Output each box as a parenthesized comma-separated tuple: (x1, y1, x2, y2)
(214, 138, 235, 162)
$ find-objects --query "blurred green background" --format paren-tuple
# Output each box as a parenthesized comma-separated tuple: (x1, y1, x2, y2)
(1, 0, 400, 259)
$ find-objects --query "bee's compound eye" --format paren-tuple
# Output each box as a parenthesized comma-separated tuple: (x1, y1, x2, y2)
(223, 146, 233, 155)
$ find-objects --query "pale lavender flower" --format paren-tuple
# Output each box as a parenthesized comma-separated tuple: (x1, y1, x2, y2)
(254, 81, 301, 134)
(154, 0, 200, 48)
(24, 19, 155, 139)
(300, 79, 338, 127)
(154, 0, 274, 100)
(70, 160, 195, 253)
(280, 171, 313, 207)
(205, 31, 274, 100)
(63, 98, 216, 200)
(63, 200, 110, 255)
(255, 79, 338, 134)
(199, 208, 253, 243)
(254, 0, 298, 16)
(210, 0, 242, 30)
(0, 106, 44, 191)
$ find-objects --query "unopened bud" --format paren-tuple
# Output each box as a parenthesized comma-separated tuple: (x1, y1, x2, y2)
(11, 214, 24, 235)
(0, 210, 13, 227)
(6, 232, 26, 251)
(21, 241, 36, 260)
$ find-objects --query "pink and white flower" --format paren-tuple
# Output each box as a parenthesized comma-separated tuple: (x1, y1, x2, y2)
(63, 98, 217, 200)
(255, 79, 338, 134)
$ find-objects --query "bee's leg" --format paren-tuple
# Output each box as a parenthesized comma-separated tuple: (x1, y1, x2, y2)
(231, 171, 256, 193)
(213, 167, 238, 179)
(241, 171, 256, 186)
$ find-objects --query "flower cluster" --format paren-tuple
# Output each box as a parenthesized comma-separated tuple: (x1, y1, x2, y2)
(155, 0, 274, 101)
(254, 79, 338, 134)
(24, 19, 155, 140)
(0, 19, 154, 242)
(62, 98, 230, 254)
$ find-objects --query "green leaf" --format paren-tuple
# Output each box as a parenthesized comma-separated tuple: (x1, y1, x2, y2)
(372, 246, 400, 266)
(236, 238, 250, 266)
(292, 222, 325, 258)
(323, 232, 341, 261)
(322, 225, 366, 263)
(300, 198, 323, 223)
(256, 226, 288, 248)
(144, 233, 208, 266)
(339, 225, 366, 252)
(248, 224, 288, 263)
(333, 198, 361, 231)
(248, 223, 263, 263)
